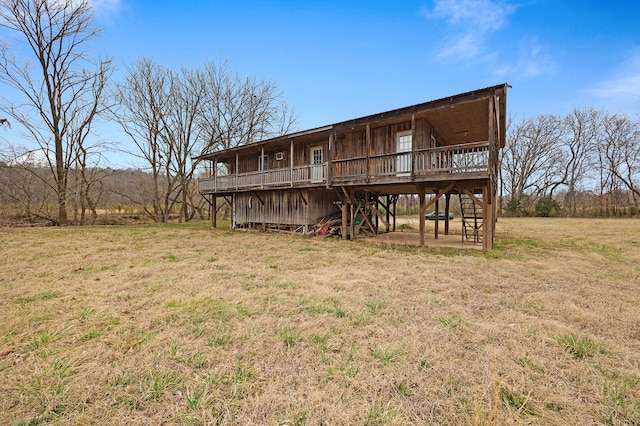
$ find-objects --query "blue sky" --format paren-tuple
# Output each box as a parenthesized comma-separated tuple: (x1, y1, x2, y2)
(3, 0, 640, 165)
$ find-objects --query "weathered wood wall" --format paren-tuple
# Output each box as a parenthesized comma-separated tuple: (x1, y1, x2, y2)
(234, 137, 329, 174)
(334, 119, 435, 161)
(234, 189, 340, 226)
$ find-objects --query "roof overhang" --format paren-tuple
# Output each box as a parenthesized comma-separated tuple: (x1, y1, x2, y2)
(195, 83, 509, 162)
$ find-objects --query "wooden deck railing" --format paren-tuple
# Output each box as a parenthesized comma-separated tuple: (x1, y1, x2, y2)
(198, 164, 328, 193)
(198, 142, 489, 193)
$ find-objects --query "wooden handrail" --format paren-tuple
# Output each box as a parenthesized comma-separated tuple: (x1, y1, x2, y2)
(198, 142, 490, 192)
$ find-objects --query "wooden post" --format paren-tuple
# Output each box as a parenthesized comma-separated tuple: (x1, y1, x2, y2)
(211, 195, 217, 228)
(434, 196, 439, 240)
(290, 139, 294, 187)
(261, 145, 265, 188)
(392, 196, 397, 232)
(213, 156, 217, 192)
(444, 192, 451, 235)
(482, 183, 495, 250)
(485, 95, 497, 249)
(411, 114, 416, 177)
(231, 193, 235, 229)
(374, 194, 379, 232)
(235, 152, 239, 190)
(340, 202, 348, 240)
(366, 124, 371, 182)
(385, 195, 391, 233)
(418, 185, 425, 247)
(350, 203, 356, 240)
(327, 132, 334, 188)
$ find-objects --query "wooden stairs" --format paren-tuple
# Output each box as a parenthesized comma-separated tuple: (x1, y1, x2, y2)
(459, 192, 483, 243)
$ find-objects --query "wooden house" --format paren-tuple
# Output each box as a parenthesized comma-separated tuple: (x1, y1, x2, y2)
(196, 83, 508, 249)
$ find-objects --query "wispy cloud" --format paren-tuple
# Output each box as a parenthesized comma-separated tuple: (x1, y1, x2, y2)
(587, 52, 640, 100)
(493, 36, 556, 80)
(88, 0, 124, 17)
(424, 0, 516, 62)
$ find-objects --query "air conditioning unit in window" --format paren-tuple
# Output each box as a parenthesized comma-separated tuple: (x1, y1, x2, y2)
(275, 151, 285, 161)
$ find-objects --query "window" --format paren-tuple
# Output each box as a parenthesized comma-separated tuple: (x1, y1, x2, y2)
(258, 155, 268, 171)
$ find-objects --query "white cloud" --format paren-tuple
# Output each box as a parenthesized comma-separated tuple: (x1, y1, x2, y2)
(428, 0, 515, 32)
(436, 32, 483, 62)
(425, 0, 516, 62)
(587, 52, 640, 100)
(88, 0, 124, 17)
(493, 37, 556, 80)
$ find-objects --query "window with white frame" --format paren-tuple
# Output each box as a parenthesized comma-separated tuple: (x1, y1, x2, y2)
(258, 155, 268, 171)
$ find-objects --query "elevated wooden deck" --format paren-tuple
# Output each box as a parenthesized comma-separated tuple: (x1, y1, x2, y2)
(198, 141, 489, 195)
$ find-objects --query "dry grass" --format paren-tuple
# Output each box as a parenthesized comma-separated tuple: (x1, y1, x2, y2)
(1, 218, 639, 425)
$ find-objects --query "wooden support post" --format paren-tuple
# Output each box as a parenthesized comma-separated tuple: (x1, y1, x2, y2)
(486, 95, 497, 250)
(231, 193, 235, 229)
(385, 195, 391, 232)
(366, 124, 371, 183)
(483, 184, 495, 250)
(211, 195, 217, 228)
(411, 114, 416, 177)
(213, 157, 217, 192)
(350, 203, 355, 240)
(374, 196, 379, 231)
(434, 196, 439, 240)
(445, 192, 451, 235)
(340, 203, 348, 240)
(482, 185, 489, 249)
(327, 132, 334, 188)
(392, 196, 397, 232)
(418, 185, 426, 247)
(260, 146, 265, 188)
(290, 139, 294, 187)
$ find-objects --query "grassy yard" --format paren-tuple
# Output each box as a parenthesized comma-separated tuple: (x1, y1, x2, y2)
(1, 218, 639, 425)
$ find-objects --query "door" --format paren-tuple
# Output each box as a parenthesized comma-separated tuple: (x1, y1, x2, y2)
(310, 146, 323, 182)
(396, 131, 412, 176)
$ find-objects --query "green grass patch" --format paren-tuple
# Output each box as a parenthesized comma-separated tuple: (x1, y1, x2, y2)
(372, 345, 401, 364)
(15, 291, 61, 305)
(556, 334, 605, 359)
(437, 316, 464, 329)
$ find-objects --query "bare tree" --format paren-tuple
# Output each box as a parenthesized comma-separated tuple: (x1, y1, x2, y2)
(600, 113, 640, 207)
(554, 108, 602, 214)
(197, 59, 296, 155)
(501, 114, 564, 212)
(162, 66, 206, 222)
(0, 0, 112, 225)
(111, 57, 178, 223)
(113, 57, 297, 223)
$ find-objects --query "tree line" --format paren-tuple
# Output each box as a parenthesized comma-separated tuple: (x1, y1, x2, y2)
(502, 109, 639, 217)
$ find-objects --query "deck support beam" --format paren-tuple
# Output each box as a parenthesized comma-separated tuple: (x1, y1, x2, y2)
(341, 203, 348, 240)
(211, 195, 217, 228)
(417, 184, 426, 247)
(444, 193, 451, 235)
(434, 196, 439, 240)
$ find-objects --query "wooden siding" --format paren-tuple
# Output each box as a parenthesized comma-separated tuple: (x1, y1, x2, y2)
(234, 189, 340, 226)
